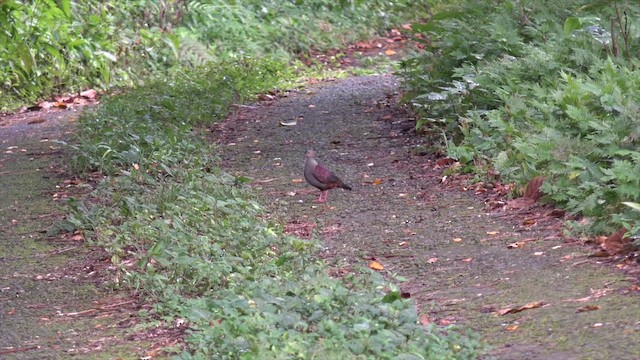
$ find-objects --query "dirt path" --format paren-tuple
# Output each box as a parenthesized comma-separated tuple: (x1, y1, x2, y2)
(216, 75, 640, 359)
(0, 110, 143, 359)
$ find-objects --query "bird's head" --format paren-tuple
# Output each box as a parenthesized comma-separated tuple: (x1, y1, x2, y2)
(306, 149, 316, 158)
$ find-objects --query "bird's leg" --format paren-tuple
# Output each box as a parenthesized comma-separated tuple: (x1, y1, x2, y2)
(317, 191, 327, 203)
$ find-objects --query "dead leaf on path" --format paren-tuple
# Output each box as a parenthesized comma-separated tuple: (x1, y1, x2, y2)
(70, 233, 84, 242)
(523, 218, 536, 225)
(496, 301, 544, 316)
(507, 242, 525, 249)
(523, 176, 544, 200)
(385, 49, 397, 56)
(372, 178, 382, 185)
(369, 260, 384, 271)
(505, 325, 519, 331)
(27, 118, 46, 125)
(419, 314, 431, 326)
(576, 305, 601, 313)
(53, 101, 67, 109)
(279, 119, 297, 126)
(601, 227, 632, 255)
(80, 89, 97, 99)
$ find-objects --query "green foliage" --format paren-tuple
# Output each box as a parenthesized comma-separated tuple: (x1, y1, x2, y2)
(65, 59, 482, 357)
(401, 0, 640, 235)
(0, 0, 424, 111)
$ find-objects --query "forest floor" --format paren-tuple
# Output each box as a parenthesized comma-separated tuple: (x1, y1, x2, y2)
(1, 39, 639, 359)
(214, 74, 640, 359)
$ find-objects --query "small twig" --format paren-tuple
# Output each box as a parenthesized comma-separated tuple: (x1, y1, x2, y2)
(0, 346, 40, 355)
(379, 254, 415, 258)
(62, 299, 136, 316)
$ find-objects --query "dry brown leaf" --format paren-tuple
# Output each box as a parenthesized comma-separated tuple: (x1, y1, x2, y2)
(496, 301, 544, 316)
(372, 178, 383, 185)
(80, 89, 98, 99)
(505, 325, 519, 331)
(523, 218, 536, 225)
(419, 314, 431, 326)
(385, 49, 397, 56)
(523, 176, 544, 200)
(601, 227, 631, 255)
(576, 305, 601, 313)
(369, 260, 384, 271)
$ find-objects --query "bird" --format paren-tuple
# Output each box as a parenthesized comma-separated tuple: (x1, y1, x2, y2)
(304, 149, 352, 202)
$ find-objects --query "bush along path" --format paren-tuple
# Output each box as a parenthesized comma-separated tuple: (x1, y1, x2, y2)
(0, 109, 145, 358)
(216, 75, 640, 359)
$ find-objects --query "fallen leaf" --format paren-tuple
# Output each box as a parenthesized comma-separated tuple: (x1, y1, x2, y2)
(523, 176, 544, 200)
(28, 118, 46, 125)
(70, 234, 84, 241)
(279, 119, 297, 126)
(576, 305, 601, 313)
(369, 260, 384, 271)
(372, 178, 382, 185)
(385, 49, 397, 56)
(523, 218, 536, 225)
(80, 89, 97, 98)
(462, 257, 473, 262)
(601, 227, 631, 255)
(53, 101, 67, 108)
(419, 314, 431, 326)
(496, 301, 544, 316)
(505, 325, 519, 331)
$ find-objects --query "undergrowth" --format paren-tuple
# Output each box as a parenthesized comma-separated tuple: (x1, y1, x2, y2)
(0, 0, 421, 111)
(401, 0, 640, 240)
(63, 59, 482, 358)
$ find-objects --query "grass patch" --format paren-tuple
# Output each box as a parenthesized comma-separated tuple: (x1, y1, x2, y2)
(62, 58, 483, 358)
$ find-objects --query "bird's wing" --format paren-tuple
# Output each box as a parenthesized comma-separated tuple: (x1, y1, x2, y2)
(313, 164, 340, 184)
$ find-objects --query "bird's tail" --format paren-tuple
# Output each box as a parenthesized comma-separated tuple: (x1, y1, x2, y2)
(341, 183, 352, 191)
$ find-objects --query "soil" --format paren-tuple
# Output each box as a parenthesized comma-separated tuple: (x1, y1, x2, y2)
(215, 75, 640, 359)
(0, 108, 146, 359)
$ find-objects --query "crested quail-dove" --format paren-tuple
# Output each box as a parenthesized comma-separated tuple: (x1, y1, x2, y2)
(304, 149, 352, 202)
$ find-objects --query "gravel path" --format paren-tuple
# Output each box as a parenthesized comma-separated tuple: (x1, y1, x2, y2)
(216, 75, 640, 360)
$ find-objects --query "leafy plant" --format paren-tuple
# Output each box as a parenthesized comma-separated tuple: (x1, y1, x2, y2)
(401, 0, 640, 235)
